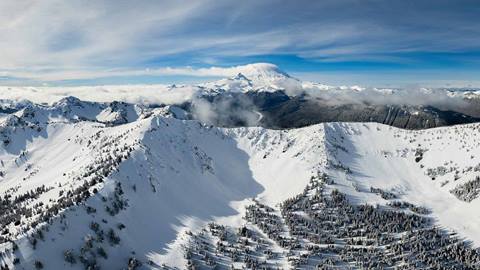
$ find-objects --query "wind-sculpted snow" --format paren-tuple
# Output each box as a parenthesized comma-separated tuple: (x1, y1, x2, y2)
(0, 103, 479, 269)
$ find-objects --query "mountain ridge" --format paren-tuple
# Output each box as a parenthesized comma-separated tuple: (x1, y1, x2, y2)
(0, 106, 479, 269)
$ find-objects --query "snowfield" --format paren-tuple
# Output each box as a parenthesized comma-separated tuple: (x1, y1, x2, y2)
(0, 98, 479, 269)
(325, 123, 480, 245)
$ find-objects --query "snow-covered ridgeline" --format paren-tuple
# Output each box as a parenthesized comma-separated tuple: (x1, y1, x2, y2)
(0, 103, 479, 269)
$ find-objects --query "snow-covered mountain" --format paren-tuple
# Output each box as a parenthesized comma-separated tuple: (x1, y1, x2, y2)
(200, 63, 301, 94)
(2, 63, 479, 104)
(0, 100, 479, 269)
(2, 63, 480, 130)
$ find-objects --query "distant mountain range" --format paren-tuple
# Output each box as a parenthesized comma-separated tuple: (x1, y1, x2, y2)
(2, 63, 480, 130)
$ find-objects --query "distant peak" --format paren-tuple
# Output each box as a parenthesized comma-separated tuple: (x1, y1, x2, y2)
(233, 63, 291, 79)
(54, 96, 82, 106)
(233, 73, 250, 81)
(199, 63, 301, 94)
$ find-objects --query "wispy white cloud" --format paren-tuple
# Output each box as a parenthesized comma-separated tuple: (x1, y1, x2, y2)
(2, 63, 283, 81)
(0, 0, 479, 83)
(0, 84, 199, 105)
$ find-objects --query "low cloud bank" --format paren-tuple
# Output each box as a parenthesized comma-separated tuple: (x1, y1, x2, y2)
(0, 85, 198, 105)
(298, 86, 470, 111)
(191, 94, 260, 126)
(0, 72, 477, 126)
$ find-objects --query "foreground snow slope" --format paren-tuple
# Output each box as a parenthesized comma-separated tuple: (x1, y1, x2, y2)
(0, 111, 327, 269)
(0, 106, 479, 269)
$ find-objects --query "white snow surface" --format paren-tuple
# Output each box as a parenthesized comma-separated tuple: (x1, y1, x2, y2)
(324, 122, 480, 246)
(0, 102, 479, 269)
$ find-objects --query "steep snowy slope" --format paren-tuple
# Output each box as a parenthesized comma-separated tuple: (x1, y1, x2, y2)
(0, 107, 327, 269)
(325, 122, 480, 245)
(0, 101, 479, 269)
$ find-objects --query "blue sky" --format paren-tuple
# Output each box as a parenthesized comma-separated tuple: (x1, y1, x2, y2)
(0, 0, 479, 87)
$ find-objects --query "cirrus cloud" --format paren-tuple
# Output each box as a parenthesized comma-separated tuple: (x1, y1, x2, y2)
(0, 0, 479, 84)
